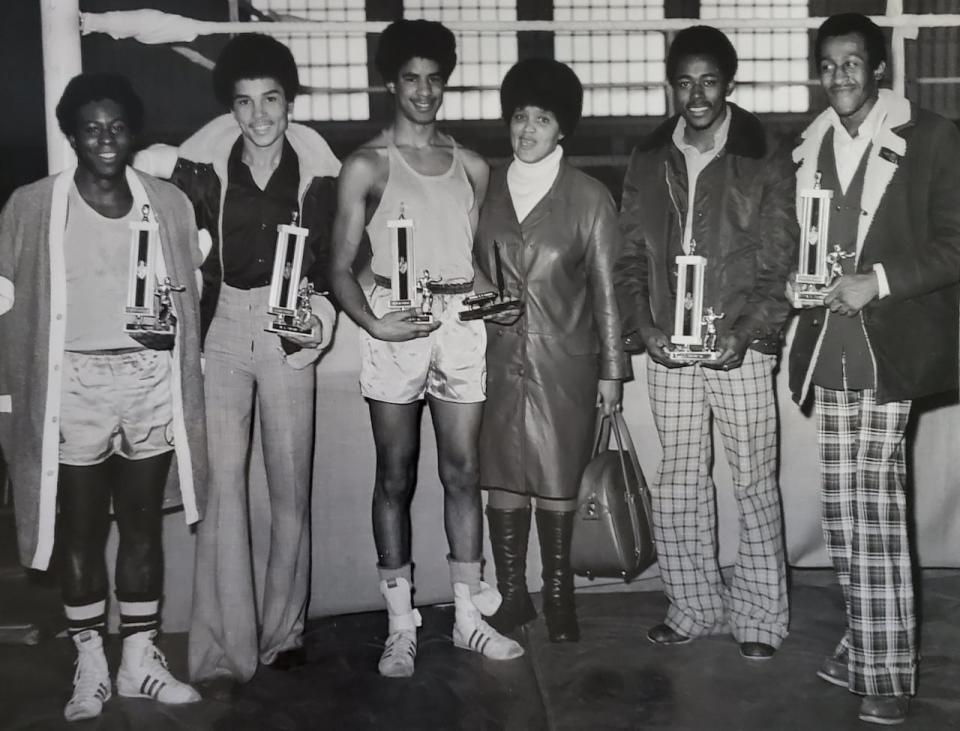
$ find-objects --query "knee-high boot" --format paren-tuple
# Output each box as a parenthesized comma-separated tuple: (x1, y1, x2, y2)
(486, 507, 537, 634)
(536, 509, 579, 643)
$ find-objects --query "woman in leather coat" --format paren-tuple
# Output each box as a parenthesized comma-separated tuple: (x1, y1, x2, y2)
(476, 60, 627, 642)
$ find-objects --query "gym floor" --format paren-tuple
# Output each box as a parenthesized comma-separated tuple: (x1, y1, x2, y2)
(2, 515, 958, 730)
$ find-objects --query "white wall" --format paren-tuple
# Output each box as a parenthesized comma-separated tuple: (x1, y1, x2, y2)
(150, 317, 960, 631)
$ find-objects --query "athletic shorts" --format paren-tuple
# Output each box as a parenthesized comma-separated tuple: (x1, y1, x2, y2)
(359, 284, 486, 404)
(59, 349, 175, 465)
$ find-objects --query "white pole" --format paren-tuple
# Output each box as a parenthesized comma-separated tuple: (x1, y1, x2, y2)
(41, 0, 82, 174)
(887, 0, 910, 98)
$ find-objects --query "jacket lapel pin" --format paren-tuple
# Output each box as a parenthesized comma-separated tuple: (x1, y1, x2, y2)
(879, 147, 901, 165)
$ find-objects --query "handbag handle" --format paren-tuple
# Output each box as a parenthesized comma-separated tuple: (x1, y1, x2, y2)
(591, 409, 654, 551)
(608, 411, 655, 527)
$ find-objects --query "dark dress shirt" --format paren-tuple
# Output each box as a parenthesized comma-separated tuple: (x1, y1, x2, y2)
(222, 137, 300, 289)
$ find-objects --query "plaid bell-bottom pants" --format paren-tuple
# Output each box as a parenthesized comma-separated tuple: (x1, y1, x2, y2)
(647, 351, 789, 647)
(815, 386, 916, 697)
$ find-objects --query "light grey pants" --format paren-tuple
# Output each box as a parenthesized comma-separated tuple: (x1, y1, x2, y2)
(189, 285, 316, 683)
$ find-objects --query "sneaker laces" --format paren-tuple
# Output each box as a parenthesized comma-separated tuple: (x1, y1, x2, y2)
(141, 641, 173, 675)
(71, 647, 108, 703)
(381, 629, 417, 664)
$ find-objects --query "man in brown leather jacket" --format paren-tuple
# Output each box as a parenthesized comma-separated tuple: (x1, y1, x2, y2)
(614, 26, 797, 660)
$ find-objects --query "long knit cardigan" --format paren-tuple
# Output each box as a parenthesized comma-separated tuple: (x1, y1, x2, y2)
(0, 167, 208, 570)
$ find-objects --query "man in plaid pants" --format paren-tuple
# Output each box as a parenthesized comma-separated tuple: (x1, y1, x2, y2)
(788, 13, 960, 726)
(614, 26, 796, 661)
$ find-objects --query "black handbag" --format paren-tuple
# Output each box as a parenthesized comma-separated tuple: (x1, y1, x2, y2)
(570, 410, 656, 581)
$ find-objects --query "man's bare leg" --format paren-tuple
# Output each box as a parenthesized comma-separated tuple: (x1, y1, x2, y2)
(369, 399, 423, 677)
(428, 398, 523, 661)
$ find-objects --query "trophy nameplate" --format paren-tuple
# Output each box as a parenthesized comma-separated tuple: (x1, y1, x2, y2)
(459, 240, 523, 322)
(387, 213, 416, 309)
(124, 205, 183, 334)
(792, 171, 835, 307)
(266, 214, 314, 335)
(668, 255, 722, 362)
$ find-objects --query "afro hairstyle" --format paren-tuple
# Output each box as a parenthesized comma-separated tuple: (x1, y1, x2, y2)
(815, 13, 888, 71)
(56, 72, 144, 137)
(666, 25, 738, 84)
(499, 58, 583, 137)
(374, 20, 457, 83)
(212, 33, 300, 108)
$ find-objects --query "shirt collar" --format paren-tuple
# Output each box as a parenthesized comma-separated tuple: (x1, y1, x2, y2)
(672, 104, 732, 155)
(228, 136, 299, 188)
(828, 93, 886, 145)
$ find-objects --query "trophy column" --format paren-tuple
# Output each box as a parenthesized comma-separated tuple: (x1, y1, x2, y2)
(387, 208, 433, 323)
(669, 254, 723, 362)
(124, 205, 184, 334)
(792, 172, 834, 307)
(266, 213, 314, 335)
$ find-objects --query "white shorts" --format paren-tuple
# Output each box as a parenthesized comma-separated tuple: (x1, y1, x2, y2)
(59, 349, 174, 465)
(359, 284, 486, 404)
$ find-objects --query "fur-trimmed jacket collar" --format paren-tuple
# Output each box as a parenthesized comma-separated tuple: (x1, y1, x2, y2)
(634, 102, 768, 159)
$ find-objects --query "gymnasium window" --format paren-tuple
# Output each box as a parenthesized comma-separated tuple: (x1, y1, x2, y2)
(252, 0, 369, 121)
(700, 0, 809, 112)
(553, 1, 668, 117)
(403, 1, 519, 120)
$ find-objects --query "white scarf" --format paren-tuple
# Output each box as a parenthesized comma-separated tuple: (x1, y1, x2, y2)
(507, 146, 563, 223)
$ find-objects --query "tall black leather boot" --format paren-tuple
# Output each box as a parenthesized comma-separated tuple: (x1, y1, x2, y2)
(486, 507, 537, 634)
(536, 509, 579, 642)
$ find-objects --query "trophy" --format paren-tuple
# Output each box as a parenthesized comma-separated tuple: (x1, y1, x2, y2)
(459, 241, 523, 322)
(387, 207, 416, 309)
(411, 269, 436, 324)
(791, 172, 836, 307)
(124, 205, 184, 334)
(266, 212, 315, 335)
(668, 255, 723, 361)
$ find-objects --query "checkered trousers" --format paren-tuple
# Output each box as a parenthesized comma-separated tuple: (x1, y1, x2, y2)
(647, 351, 789, 647)
(815, 386, 916, 697)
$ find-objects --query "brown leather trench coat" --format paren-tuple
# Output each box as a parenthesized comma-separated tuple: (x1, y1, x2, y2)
(476, 160, 627, 500)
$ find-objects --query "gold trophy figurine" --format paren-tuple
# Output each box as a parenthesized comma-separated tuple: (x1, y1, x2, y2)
(826, 245, 855, 282)
(701, 307, 725, 353)
(154, 277, 186, 332)
(410, 269, 436, 324)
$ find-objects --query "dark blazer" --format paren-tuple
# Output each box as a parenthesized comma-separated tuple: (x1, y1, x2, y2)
(615, 103, 798, 354)
(789, 91, 960, 405)
(476, 160, 627, 500)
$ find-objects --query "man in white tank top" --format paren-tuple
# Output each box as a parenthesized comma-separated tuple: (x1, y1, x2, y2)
(330, 19, 523, 678)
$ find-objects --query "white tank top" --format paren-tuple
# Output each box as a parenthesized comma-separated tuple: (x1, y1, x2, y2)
(64, 184, 140, 350)
(366, 138, 475, 282)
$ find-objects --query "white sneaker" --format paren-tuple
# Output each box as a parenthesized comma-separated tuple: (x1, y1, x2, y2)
(452, 582, 524, 660)
(64, 630, 111, 722)
(116, 630, 201, 704)
(378, 577, 422, 678)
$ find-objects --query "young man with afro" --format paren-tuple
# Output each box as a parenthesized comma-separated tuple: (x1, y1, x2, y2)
(330, 19, 523, 677)
(136, 33, 341, 684)
(0, 72, 206, 720)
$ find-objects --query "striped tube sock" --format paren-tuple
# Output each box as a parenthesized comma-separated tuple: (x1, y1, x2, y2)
(64, 599, 107, 637)
(118, 598, 160, 638)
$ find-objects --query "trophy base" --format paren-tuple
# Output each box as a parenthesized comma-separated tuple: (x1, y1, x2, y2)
(125, 320, 174, 335)
(407, 313, 434, 324)
(668, 347, 720, 363)
(458, 296, 523, 322)
(266, 316, 312, 335)
(791, 289, 826, 308)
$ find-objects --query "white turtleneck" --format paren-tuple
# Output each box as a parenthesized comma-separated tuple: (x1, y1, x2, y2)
(507, 145, 563, 223)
